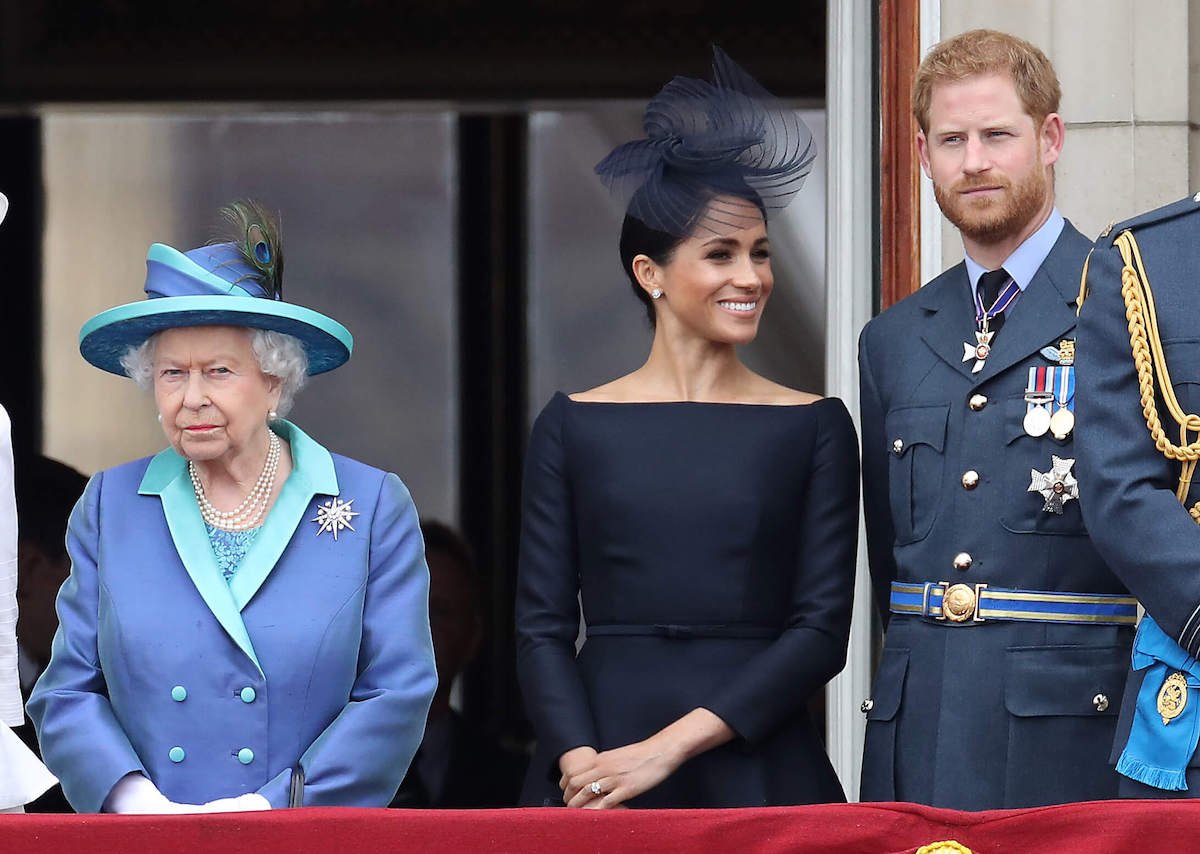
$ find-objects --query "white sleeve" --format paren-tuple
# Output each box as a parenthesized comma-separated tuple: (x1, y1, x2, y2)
(0, 404, 22, 727)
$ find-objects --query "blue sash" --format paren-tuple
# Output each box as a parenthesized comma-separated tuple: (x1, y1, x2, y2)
(1116, 616, 1200, 791)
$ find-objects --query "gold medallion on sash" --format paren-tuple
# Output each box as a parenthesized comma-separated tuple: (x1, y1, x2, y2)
(1158, 671, 1189, 725)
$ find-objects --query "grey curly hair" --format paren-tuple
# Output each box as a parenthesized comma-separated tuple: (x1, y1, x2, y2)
(120, 328, 308, 417)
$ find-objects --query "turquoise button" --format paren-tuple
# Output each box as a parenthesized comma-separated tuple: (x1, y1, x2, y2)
(169, 747, 185, 763)
(237, 748, 254, 765)
(240, 687, 256, 704)
(171, 686, 187, 702)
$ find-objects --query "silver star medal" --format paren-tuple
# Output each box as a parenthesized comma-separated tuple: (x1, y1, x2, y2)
(1028, 456, 1079, 515)
(312, 497, 360, 540)
(962, 329, 995, 374)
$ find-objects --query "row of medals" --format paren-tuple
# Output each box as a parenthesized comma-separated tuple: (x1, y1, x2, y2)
(1024, 340, 1075, 441)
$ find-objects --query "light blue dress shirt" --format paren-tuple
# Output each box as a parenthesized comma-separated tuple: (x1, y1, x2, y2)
(965, 206, 1066, 303)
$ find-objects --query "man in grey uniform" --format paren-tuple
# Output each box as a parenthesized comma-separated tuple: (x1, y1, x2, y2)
(858, 29, 1135, 809)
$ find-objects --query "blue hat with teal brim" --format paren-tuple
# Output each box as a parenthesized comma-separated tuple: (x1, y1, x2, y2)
(79, 241, 353, 377)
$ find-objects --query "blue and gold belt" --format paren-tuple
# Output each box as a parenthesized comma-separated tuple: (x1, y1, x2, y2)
(890, 581, 1138, 626)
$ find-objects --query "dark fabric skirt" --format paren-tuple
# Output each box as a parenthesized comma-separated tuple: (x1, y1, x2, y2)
(520, 635, 846, 808)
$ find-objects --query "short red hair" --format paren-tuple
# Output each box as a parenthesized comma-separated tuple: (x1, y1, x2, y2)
(913, 29, 1061, 133)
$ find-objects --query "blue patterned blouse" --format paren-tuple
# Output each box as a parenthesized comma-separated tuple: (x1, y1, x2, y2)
(204, 524, 262, 582)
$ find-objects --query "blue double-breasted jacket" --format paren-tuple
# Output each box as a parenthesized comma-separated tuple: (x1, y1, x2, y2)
(858, 222, 1133, 809)
(27, 421, 437, 812)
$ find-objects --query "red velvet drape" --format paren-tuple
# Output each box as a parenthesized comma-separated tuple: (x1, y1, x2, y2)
(4, 800, 1199, 853)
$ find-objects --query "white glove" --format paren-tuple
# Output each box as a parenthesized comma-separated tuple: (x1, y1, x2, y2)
(200, 793, 271, 812)
(102, 772, 204, 814)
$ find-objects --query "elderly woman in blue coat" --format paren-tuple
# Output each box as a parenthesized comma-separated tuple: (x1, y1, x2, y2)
(27, 201, 437, 813)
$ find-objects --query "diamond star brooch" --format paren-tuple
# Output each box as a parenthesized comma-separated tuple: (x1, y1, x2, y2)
(312, 497, 359, 540)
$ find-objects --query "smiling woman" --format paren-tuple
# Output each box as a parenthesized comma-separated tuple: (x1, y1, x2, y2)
(27, 200, 437, 813)
(515, 48, 860, 810)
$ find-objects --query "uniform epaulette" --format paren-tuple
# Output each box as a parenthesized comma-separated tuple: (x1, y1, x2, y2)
(1099, 193, 1200, 246)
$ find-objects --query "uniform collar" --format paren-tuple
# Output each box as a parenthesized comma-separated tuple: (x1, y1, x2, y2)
(964, 206, 1065, 294)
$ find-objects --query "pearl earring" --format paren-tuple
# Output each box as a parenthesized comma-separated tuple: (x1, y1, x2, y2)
(268, 410, 278, 421)
(650, 287, 663, 300)
(156, 413, 163, 423)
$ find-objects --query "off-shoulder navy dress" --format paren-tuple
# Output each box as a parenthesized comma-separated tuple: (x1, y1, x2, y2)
(515, 391, 860, 807)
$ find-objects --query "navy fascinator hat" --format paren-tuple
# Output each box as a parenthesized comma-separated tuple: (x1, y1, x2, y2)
(595, 46, 816, 237)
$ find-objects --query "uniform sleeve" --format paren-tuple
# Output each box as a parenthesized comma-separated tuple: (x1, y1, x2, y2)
(26, 473, 146, 813)
(514, 396, 597, 781)
(1075, 239, 1200, 656)
(257, 473, 437, 808)
(858, 325, 898, 624)
(704, 399, 860, 744)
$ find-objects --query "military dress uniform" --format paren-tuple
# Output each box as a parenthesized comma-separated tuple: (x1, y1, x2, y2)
(858, 213, 1136, 810)
(1076, 194, 1200, 797)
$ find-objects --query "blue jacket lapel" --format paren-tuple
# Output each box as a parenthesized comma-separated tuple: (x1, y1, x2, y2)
(138, 450, 263, 675)
(970, 222, 1090, 385)
(917, 263, 979, 379)
(135, 422, 339, 673)
(916, 221, 1090, 385)
(228, 422, 339, 611)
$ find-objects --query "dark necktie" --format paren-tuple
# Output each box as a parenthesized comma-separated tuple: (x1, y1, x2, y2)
(978, 268, 1011, 335)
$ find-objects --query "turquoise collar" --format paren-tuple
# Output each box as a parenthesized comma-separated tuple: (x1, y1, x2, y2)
(139, 420, 337, 497)
(138, 420, 339, 674)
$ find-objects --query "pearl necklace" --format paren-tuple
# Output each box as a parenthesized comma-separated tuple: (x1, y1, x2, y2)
(189, 431, 281, 531)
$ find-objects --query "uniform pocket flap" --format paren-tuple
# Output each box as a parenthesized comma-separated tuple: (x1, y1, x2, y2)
(867, 647, 910, 721)
(885, 404, 949, 456)
(1004, 645, 1127, 717)
(1163, 338, 1200, 386)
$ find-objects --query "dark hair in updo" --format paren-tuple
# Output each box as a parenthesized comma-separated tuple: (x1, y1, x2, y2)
(619, 214, 682, 326)
(618, 184, 768, 327)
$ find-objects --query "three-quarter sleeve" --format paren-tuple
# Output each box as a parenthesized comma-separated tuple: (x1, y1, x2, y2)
(515, 396, 597, 780)
(703, 399, 860, 743)
(256, 473, 437, 808)
(26, 473, 146, 813)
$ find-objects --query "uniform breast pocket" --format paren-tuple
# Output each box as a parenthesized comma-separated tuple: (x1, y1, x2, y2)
(1000, 395, 1087, 536)
(1163, 338, 1200, 416)
(885, 404, 949, 544)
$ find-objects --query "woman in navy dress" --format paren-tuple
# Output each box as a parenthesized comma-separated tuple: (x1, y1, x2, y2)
(515, 48, 859, 809)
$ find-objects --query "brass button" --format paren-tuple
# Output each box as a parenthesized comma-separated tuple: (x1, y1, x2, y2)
(1093, 693, 1110, 712)
(860, 698, 874, 714)
(942, 583, 977, 622)
(969, 394, 988, 411)
(961, 470, 980, 490)
(952, 552, 973, 571)
(892, 438, 904, 455)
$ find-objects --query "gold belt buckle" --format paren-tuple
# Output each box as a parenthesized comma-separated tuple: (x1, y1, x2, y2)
(938, 582, 988, 623)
